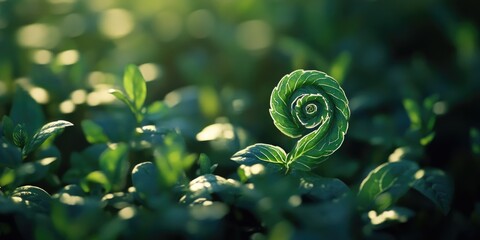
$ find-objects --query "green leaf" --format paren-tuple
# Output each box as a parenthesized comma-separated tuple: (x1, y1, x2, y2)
(154, 132, 196, 187)
(13, 124, 28, 148)
(23, 120, 73, 156)
(80, 170, 111, 193)
(99, 143, 129, 191)
(198, 153, 216, 175)
(422, 95, 438, 131)
(471, 128, 480, 156)
(16, 157, 57, 184)
(146, 100, 169, 121)
(299, 175, 350, 203)
(0, 168, 16, 186)
(123, 64, 147, 111)
(231, 143, 287, 166)
(1, 115, 14, 143)
(81, 120, 109, 144)
(330, 51, 351, 84)
(10, 87, 45, 136)
(109, 89, 143, 123)
(358, 160, 419, 211)
(0, 138, 21, 168)
(131, 162, 159, 198)
(403, 99, 422, 130)
(11, 185, 51, 213)
(420, 132, 435, 146)
(109, 89, 133, 109)
(413, 169, 453, 215)
(269, 70, 349, 169)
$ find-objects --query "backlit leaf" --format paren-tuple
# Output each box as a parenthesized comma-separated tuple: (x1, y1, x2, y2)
(23, 120, 73, 156)
(231, 143, 287, 166)
(358, 160, 419, 211)
(81, 170, 111, 193)
(99, 143, 129, 191)
(123, 64, 147, 111)
(81, 120, 109, 144)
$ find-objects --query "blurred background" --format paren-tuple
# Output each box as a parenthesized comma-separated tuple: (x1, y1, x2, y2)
(1, 0, 480, 237)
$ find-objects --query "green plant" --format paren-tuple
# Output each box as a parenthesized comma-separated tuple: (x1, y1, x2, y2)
(229, 69, 453, 233)
(0, 66, 456, 240)
(1, 86, 72, 190)
(109, 65, 147, 125)
(232, 70, 349, 172)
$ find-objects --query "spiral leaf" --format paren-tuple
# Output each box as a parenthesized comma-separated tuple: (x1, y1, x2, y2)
(270, 70, 349, 168)
(231, 69, 349, 172)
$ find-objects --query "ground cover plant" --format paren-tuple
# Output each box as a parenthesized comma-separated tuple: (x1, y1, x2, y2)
(1, 0, 480, 239)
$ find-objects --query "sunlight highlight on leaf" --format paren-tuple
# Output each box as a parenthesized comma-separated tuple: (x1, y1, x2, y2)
(196, 123, 234, 141)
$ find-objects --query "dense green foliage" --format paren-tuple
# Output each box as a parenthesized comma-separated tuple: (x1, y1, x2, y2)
(1, 0, 480, 239)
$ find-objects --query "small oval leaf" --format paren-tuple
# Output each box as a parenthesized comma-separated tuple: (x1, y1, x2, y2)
(23, 120, 73, 156)
(231, 143, 287, 166)
(123, 64, 147, 111)
(132, 161, 159, 197)
(11, 185, 51, 213)
(81, 120, 109, 144)
(99, 143, 129, 191)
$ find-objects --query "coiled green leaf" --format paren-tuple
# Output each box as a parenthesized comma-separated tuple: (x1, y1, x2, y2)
(232, 70, 350, 171)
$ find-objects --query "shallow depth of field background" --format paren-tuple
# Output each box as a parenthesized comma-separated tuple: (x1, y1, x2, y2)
(1, 0, 480, 237)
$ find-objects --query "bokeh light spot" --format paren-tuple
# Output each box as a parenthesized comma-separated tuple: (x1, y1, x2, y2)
(414, 169, 425, 180)
(17, 24, 61, 49)
(388, 147, 406, 162)
(31, 50, 53, 65)
(57, 49, 79, 65)
(86, 91, 115, 106)
(70, 89, 87, 104)
(118, 206, 136, 220)
(196, 123, 235, 141)
(29, 87, 50, 104)
(59, 194, 85, 206)
(99, 9, 135, 39)
(59, 100, 76, 114)
(236, 20, 273, 51)
(433, 101, 448, 115)
(139, 63, 162, 82)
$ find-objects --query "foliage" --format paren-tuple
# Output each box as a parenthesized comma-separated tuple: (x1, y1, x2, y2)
(232, 70, 349, 172)
(1, 0, 480, 239)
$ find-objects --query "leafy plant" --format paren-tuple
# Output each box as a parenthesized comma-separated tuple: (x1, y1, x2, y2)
(232, 70, 349, 172)
(109, 64, 147, 124)
(0, 65, 457, 239)
(1, 87, 72, 192)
